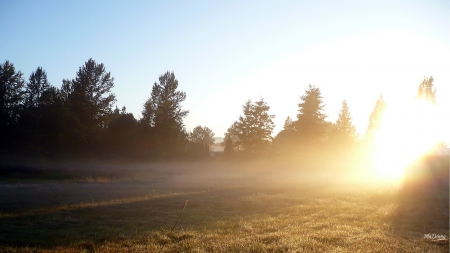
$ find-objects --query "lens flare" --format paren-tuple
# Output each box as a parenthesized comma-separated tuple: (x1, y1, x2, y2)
(372, 98, 445, 179)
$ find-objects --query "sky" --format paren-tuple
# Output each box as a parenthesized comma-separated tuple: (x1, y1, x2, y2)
(1, 0, 449, 141)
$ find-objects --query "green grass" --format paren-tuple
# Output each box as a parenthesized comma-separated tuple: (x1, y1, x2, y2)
(0, 161, 448, 252)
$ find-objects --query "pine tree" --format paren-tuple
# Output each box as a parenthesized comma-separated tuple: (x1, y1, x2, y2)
(141, 71, 189, 157)
(272, 116, 296, 155)
(63, 58, 116, 129)
(0, 61, 25, 150)
(24, 67, 51, 108)
(365, 94, 386, 140)
(19, 67, 53, 153)
(417, 76, 436, 104)
(283, 116, 294, 131)
(223, 136, 234, 157)
(59, 59, 116, 155)
(190, 126, 215, 145)
(295, 84, 327, 143)
(334, 100, 357, 147)
(105, 106, 138, 158)
(0, 61, 25, 128)
(231, 99, 275, 155)
(224, 122, 239, 150)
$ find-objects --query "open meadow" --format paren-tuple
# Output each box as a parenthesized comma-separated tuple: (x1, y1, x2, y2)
(0, 160, 448, 252)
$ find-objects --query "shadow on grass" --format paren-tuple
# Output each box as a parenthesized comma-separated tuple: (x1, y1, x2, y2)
(390, 156, 449, 241)
(0, 185, 292, 249)
(0, 190, 204, 248)
(0, 163, 139, 183)
(0, 164, 74, 181)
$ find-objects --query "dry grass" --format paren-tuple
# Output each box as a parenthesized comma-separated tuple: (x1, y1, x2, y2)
(0, 160, 448, 252)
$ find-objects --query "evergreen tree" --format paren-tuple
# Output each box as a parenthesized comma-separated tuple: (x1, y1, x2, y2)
(224, 121, 239, 150)
(365, 94, 386, 140)
(231, 99, 275, 155)
(65, 58, 116, 129)
(334, 100, 357, 148)
(0, 61, 25, 127)
(295, 84, 327, 143)
(189, 126, 215, 145)
(141, 71, 189, 158)
(417, 76, 436, 104)
(19, 67, 53, 153)
(223, 136, 234, 157)
(283, 116, 294, 131)
(37, 86, 66, 156)
(24, 67, 51, 108)
(60, 59, 116, 156)
(0, 61, 25, 150)
(105, 106, 138, 158)
(272, 116, 296, 155)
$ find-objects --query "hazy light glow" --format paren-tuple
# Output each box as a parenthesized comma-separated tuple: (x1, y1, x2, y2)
(217, 31, 450, 138)
(373, 98, 446, 179)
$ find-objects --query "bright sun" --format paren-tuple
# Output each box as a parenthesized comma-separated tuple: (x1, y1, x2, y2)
(372, 97, 445, 179)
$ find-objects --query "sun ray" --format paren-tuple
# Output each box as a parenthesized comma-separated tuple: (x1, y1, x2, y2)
(372, 97, 445, 179)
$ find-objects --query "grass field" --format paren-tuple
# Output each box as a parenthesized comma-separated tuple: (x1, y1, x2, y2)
(0, 160, 448, 252)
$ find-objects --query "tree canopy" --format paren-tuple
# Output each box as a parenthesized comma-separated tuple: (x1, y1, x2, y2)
(142, 71, 189, 157)
(62, 58, 116, 129)
(190, 125, 215, 145)
(334, 100, 357, 148)
(24, 67, 51, 109)
(295, 84, 327, 143)
(0, 61, 24, 128)
(1, 58, 444, 164)
(418, 76, 436, 104)
(365, 94, 386, 141)
(228, 99, 275, 155)
(57, 59, 117, 156)
(0, 61, 25, 150)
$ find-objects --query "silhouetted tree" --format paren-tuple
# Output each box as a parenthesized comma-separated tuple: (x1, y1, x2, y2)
(189, 125, 215, 145)
(24, 67, 51, 108)
(0, 61, 25, 125)
(294, 84, 327, 144)
(59, 59, 116, 156)
(272, 116, 296, 155)
(231, 99, 275, 155)
(19, 67, 53, 154)
(225, 122, 239, 142)
(365, 94, 386, 141)
(417, 76, 436, 104)
(141, 71, 189, 158)
(105, 106, 138, 158)
(283, 116, 294, 131)
(223, 136, 234, 157)
(64, 59, 116, 127)
(223, 121, 240, 155)
(0, 61, 25, 151)
(333, 100, 357, 148)
(37, 86, 66, 156)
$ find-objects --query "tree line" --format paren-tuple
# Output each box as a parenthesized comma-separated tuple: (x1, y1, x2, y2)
(0, 58, 437, 163)
(225, 78, 437, 160)
(0, 59, 215, 161)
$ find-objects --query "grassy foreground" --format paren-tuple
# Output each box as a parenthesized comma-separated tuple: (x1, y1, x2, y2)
(0, 161, 448, 252)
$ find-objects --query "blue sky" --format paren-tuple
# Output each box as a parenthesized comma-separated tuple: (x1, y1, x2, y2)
(1, 0, 449, 140)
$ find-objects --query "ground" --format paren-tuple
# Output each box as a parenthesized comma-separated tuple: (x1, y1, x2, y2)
(0, 160, 448, 252)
